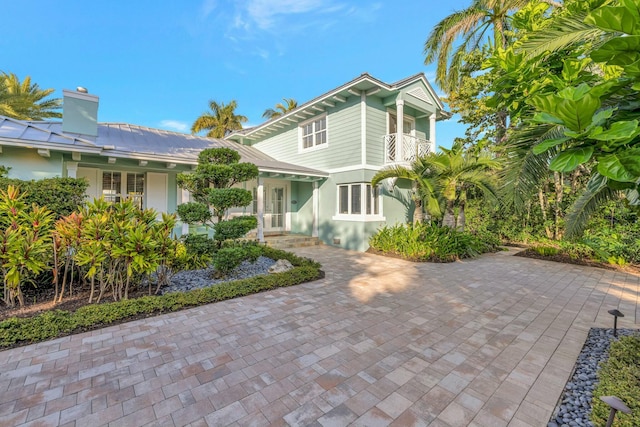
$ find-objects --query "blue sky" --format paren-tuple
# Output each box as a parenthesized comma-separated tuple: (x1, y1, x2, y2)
(3, 0, 472, 148)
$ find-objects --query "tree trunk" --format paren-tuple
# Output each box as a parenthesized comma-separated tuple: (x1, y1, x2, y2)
(456, 200, 466, 232)
(553, 172, 564, 240)
(442, 200, 456, 228)
(538, 189, 552, 238)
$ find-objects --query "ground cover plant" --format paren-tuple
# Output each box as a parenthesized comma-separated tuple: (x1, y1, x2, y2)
(591, 335, 640, 427)
(368, 222, 499, 262)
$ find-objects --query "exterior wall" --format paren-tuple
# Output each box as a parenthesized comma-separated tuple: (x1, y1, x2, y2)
(252, 96, 362, 171)
(0, 146, 64, 180)
(290, 181, 313, 235)
(366, 96, 387, 166)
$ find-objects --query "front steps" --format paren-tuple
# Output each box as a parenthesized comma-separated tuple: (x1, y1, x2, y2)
(244, 232, 322, 249)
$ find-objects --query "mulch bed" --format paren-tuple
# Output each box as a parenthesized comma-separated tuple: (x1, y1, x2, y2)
(515, 248, 640, 275)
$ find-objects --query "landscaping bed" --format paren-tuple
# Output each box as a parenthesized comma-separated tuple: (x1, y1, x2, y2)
(515, 249, 640, 276)
(0, 246, 323, 350)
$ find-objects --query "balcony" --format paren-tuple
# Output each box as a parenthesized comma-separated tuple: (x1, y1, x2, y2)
(383, 134, 431, 164)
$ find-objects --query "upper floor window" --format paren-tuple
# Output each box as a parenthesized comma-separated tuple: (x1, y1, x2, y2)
(300, 115, 327, 151)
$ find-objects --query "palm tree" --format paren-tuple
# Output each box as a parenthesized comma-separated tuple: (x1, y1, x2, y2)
(373, 143, 500, 230)
(423, 0, 562, 93)
(372, 156, 441, 225)
(430, 143, 501, 230)
(262, 98, 297, 120)
(191, 100, 247, 138)
(0, 72, 62, 120)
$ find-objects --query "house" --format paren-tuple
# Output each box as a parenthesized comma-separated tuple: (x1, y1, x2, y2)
(227, 72, 448, 251)
(0, 73, 448, 251)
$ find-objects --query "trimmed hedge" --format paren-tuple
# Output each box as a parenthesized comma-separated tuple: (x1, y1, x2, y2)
(0, 247, 322, 348)
(591, 335, 640, 427)
(0, 177, 88, 218)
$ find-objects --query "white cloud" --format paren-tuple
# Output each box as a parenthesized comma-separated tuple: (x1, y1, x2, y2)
(245, 0, 329, 30)
(159, 120, 189, 132)
(200, 0, 217, 19)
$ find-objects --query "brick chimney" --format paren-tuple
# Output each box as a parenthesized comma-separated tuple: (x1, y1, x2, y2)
(62, 87, 99, 136)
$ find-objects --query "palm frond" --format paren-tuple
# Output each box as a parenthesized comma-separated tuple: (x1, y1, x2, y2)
(565, 175, 620, 238)
(519, 12, 606, 59)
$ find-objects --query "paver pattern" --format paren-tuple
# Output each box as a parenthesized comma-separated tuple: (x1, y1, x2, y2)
(1, 246, 638, 426)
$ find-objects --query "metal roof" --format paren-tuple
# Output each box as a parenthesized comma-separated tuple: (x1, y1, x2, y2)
(0, 116, 328, 178)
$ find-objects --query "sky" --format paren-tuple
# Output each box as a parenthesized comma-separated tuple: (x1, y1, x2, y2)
(2, 0, 474, 149)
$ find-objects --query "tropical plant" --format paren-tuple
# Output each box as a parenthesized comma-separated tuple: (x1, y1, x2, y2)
(191, 99, 247, 138)
(177, 148, 258, 245)
(262, 98, 298, 119)
(372, 143, 500, 230)
(0, 186, 54, 307)
(0, 72, 62, 120)
(423, 0, 562, 93)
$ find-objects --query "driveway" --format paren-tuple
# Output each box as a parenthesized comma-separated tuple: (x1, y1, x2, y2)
(1, 246, 638, 426)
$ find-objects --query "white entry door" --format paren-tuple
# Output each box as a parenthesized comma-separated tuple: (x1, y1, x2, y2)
(264, 184, 287, 232)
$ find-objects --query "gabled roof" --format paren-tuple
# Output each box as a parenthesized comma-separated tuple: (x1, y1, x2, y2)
(0, 116, 327, 179)
(227, 72, 449, 142)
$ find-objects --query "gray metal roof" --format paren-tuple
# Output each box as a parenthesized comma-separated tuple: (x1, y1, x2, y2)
(0, 116, 327, 178)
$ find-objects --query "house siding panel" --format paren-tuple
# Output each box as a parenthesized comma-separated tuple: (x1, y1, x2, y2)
(252, 96, 361, 171)
(366, 96, 387, 166)
(1, 146, 63, 180)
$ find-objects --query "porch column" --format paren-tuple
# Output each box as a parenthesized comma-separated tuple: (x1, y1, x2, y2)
(181, 188, 190, 235)
(430, 113, 437, 153)
(312, 181, 319, 238)
(257, 177, 265, 243)
(66, 161, 78, 178)
(396, 99, 404, 162)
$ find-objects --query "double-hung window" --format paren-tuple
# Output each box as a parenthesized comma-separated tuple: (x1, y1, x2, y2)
(102, 171, 145, 208)
(335, 183, 382, 220)
(300, 115, 327, 150)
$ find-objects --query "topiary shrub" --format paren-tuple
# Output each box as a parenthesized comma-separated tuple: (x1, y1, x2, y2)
(591, 335, 640, 427)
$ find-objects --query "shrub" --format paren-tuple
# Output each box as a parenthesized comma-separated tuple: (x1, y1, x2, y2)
(0, 247, 322, 348)
(183, 234, 217, 263)
(0, 177, 88, 218)
(369, 223, 497, 262)
(213, 216, 258, 243)
(213, 242, 264, 276)
(591, 335, 640, 427)
(531, 245, 559, 256)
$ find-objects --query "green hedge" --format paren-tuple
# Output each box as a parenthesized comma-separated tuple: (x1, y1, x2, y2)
(0, 247, 321, 348)
(591, 335, 640, 427)
(0, 177, 88, 218)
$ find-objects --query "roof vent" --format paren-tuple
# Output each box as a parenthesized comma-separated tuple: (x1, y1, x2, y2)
(76, 86, 88, 93)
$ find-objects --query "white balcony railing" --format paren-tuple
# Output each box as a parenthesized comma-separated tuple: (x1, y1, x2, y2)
(383, 134, 431, 164)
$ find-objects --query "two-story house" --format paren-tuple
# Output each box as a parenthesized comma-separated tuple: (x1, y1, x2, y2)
(227, 72, 447, 251)
(0, 73, 447, 251)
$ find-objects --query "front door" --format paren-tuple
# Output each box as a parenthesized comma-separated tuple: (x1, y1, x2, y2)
(264, 184, 287, 232)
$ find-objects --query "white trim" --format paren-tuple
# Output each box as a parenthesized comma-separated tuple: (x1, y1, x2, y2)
(298, 113, 328, 153)
(326, 164, 382, 173)
(312, 181, 319, 237)
(360, 91, 367, 165)
(256, 178, 264, 242)
(331, 214, 386, 222)
(66, 161, 78, 178)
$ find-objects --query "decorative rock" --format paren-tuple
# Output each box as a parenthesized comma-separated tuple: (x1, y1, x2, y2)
(268, 259, 294, 274)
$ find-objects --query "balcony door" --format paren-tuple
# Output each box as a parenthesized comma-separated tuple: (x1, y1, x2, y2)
(389, 113, 415, 136)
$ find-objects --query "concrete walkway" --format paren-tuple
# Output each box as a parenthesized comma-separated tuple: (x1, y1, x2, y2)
(1, 246, 638, 427)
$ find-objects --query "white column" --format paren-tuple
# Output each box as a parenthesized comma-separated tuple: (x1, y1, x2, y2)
(66, 161, 78, 178)
(430, 113, 437, 153)
(257, 177, 265, 243)
(360, 91, 367, 165)
(312, 181, 319, 238)
(396, 99, 404, 162)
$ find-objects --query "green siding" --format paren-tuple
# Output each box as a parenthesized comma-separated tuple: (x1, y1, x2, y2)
(366, 96, 387, 166)
(0, 146, 64, 180)
(253, 96, 362, 171)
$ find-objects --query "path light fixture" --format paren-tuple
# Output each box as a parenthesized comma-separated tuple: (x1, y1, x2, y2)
(600, 395, 631, 427)
(607, 309, 624, 337)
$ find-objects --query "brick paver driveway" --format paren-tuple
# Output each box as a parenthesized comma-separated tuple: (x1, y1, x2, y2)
(1, 246, 638, 426)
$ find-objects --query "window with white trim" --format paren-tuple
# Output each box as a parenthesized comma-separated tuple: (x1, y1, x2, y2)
(102, 171, 145, 209)
(336, 183, 382, 219)
(300, 115, 327, 150)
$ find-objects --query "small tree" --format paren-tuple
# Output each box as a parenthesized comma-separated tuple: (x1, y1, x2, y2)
(177, 148, 258, 245)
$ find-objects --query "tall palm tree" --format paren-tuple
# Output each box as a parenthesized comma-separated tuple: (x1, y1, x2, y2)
(191, 100, 247, 138)
(0, 72, 62, 120)
(262, 98, 297, 120)
(423, 0, 562, 93)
